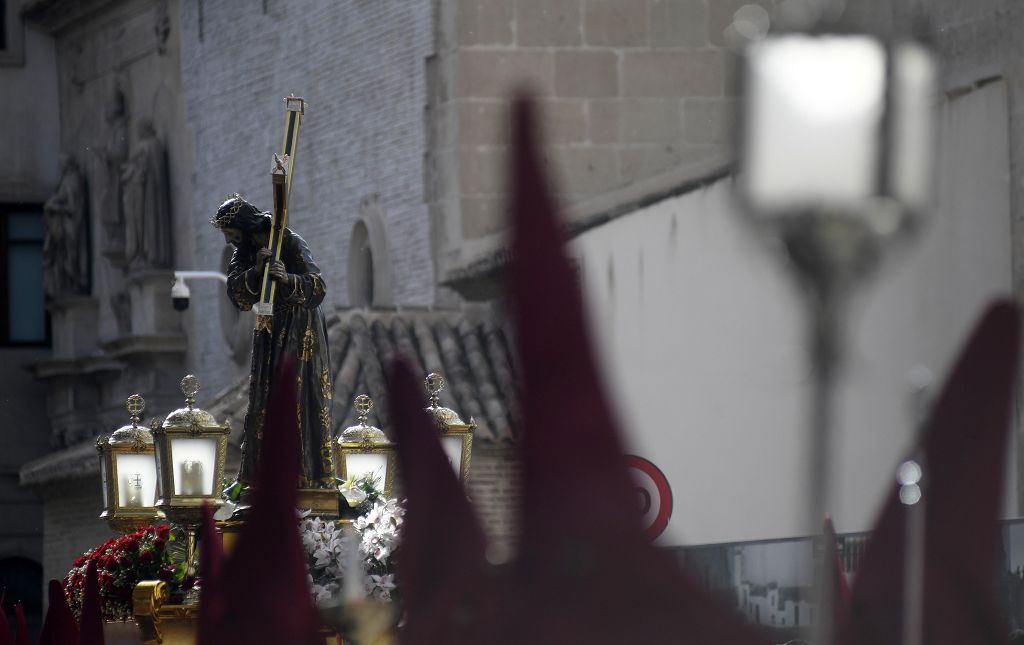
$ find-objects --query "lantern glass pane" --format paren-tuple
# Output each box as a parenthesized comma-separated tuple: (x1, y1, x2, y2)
(891, 43, 936, 209)
(170, 437, 217, 496)
(114, 453, 158, 508)
(440, 435, 464, 477)
(99, 455, 111, 508)
(344, 452, 388, 487)
(743, 35, 886, 212)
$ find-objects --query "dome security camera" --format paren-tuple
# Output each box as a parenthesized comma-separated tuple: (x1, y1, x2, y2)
(171, 275, 191, 311)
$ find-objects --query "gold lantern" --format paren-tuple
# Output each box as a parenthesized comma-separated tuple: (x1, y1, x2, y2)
(151, 375, 230, 582)
(335, 395, 396, 499)
(423, 373, 475, 485)
(97, 394, 165, 534)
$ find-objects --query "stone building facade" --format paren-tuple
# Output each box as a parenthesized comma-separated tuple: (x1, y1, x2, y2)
(0, 7, 60, 632)
(14, 0, 195, 610)
(7, 0, 1024, 628)
(433, 0, 743, 296)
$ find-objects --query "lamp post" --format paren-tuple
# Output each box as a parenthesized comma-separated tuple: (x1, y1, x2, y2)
(97, 394, 165, 534)
(423, 373, 475, 486)
(335, 394, 397, 499)
(151, 375, 230, 590)
(738, 32, 937, 644)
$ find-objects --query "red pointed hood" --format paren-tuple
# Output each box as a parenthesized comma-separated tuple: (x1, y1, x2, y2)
(38, 579, 78, 645)
(825, 516, 851, 635)
(78, 560, 104, 645)
(843, 301, 1020, 645)
(494, 95, 772, 645)
(386, 359, 494, 644)
(0, 591, 12, 645)
(198, 358, 322, 645)
(196, 502, 225, 643)
(12, 602, 29, 645)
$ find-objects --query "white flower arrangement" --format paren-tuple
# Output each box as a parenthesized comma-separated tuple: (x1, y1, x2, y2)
(300, 475, 404, 604)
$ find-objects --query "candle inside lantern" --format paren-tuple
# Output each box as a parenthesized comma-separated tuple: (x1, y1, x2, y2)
(124, 473, 144, 507)
(180, 460, 204, 496)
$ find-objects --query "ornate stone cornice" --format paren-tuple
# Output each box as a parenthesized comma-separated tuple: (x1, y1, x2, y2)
(21, 0, 119, 33)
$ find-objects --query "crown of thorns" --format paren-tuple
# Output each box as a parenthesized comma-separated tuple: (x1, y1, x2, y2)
(210, 193, 251, 230)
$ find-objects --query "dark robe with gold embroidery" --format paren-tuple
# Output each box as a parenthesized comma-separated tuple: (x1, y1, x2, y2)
(227, 228, 334, 488)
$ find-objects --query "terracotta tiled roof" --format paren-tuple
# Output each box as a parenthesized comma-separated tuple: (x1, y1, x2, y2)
(208, 307, 519, 443)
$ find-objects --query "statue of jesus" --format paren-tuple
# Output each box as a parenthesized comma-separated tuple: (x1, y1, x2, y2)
(210, 194, 335, 492)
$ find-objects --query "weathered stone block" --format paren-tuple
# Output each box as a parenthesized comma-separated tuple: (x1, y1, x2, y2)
(550, 145, 620, 195)
(461, 196, 506, 240)
(459, 50, 555, 98)
(588, 99, 620, 144)
(459, 147, 508, 195)
(584, 0, 648, 47)
(622, 50, 723, 97)
(620, 99, 684, 144)
(586, 98, 685, 145)
(539, 98, 587, 144)
(554, 50, 619, 97)
(517, 0, 583, 46)
(649, 0, 707, 48)
(458, 0, 515, 46)
(459, 99, 510, 146)
(619, 143, 716, 183)
(683, 98, 736, 145)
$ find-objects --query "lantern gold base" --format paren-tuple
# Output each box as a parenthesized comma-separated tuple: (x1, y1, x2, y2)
(297, 488, 340, 519)
(102, 510, 166, 535)
(230, 487, 339, 521)
(131, 580, 343, 644)
(217, 519, 244, 555)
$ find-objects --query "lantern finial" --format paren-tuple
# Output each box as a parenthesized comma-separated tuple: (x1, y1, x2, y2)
(424, 372, 446, 407)
(125, 394, 147, 451)
(126, 393, 145, 424)
(354, 394, 373, 427)
(180, 375, 200, 409)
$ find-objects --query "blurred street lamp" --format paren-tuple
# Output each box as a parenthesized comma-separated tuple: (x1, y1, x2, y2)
(97, 394, 165, 534)
(738, 32, 938, 645)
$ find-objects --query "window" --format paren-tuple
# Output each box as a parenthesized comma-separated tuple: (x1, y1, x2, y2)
(0, 205, 49, 345)
(0, 0, 24, 67)
(348, 220, 374, 307)
(0, 0, 7, 51)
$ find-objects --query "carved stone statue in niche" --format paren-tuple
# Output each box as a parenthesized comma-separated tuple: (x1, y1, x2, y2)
(43, 154, 90, 299)
(110, 292, 132, 335)
(155, 0, 171, 55)
(121, 119, 172, 270)
(100, 88, 129, 257)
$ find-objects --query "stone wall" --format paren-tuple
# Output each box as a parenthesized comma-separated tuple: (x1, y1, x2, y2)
(178, 0, 438, 398)
(432, 0, 746, 291)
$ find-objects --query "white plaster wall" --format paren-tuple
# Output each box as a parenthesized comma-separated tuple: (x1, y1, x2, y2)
(573, 80, 1013, 545)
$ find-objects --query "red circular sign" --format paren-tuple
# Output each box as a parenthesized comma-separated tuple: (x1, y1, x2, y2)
(626, 454, 673, 540)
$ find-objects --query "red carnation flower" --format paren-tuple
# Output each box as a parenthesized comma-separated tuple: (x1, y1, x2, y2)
(74, 556, 86, 567)
(156, 524, 170, 541)
(153, 537, 166, 552)
(139, 550, 154, 565)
